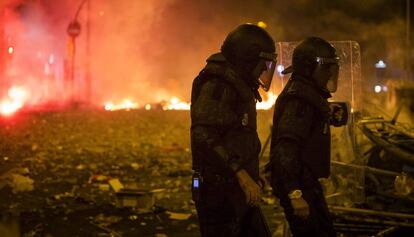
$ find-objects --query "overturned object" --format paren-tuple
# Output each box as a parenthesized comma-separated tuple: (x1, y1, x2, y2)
(115, 188, 154, 210)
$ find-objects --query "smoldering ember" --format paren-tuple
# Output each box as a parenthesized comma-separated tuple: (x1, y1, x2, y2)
(0, 0, 414, 237)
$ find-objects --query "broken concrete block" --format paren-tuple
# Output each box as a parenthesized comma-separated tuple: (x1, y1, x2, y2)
(109, 179, 124, 192)
(115, 188, 154, 210)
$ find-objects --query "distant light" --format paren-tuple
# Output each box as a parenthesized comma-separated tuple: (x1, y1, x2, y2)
(374, 85, 382, 93)
(104, 103, 114, 111)
(277, 65, 285, 75)
(170, 97, 179, 105)
(145, 104, 151, 110)
(8, 46, 13, 54)
(99, 11, 105, 16)
(257, 21, 267, 29)
(382, 86, 388, 92)
(122, 99, 137, 110)
(375, 60, 386, 69)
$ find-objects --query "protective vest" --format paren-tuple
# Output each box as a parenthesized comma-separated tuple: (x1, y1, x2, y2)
(273, 75, 331, 178)
(191, 53, 261, 179)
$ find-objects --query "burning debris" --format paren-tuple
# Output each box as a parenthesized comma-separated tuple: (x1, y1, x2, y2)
(102, 92, 278, 112)
(104, 99, 139, 111)
(0, 86, 28, 116)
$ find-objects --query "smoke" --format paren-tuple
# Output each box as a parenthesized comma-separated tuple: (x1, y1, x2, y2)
(0, 0, 75, 106)
(272, 0, 407, 80)
(0, 0, 411, 108)
(87, 0, 280, 104)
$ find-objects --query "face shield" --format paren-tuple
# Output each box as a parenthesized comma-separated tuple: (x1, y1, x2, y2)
(315, 56, 340, 93)
(257, 52, 277, 91)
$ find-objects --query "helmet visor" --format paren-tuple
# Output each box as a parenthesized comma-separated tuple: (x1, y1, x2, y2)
(315, 56, 340, 93)
(258, 60, 276, 91)
(326, 63, 339, 92)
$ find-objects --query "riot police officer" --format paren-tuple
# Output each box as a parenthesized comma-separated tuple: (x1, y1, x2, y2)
(266, 37, 339, 237)
(190, 24, 276, 237)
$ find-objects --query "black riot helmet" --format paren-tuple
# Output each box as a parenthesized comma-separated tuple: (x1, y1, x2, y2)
(286, 37, 340, 92)
(221, 24, 277, 91)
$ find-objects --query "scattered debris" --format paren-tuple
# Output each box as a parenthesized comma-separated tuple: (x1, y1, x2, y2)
(166, 211, 191, 220)
(93, 214, 123, 226)
(89, 175, 111, 183)
(76, 164, 86, 170)
(115, 188, 154, 210)
(89, 220, 122, 237)
(154, 233, 167, 237)
(109, 179, 124, 192)
(8, 174, 34, 193)
(0, 110, 287, 236)
(99, 184, 111, 192)
(130, 163, 141, 170)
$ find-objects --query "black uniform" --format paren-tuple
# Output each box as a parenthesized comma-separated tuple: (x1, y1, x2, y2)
(191, 23, 276, 237)
(191, 53, 264, 237)
(266, 74, 336, 237)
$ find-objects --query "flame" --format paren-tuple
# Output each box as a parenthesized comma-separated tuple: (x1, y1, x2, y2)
(256, 91, 278, 110)
(104, 99, 139, 111)
(162, 97, 191, 110)
(103, 92, 277, 112)
(0, 86, 29, 116)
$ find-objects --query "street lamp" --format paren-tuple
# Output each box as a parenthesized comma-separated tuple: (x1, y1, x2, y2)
(66, 0, 91, 106)
(67, 20, 80, 106)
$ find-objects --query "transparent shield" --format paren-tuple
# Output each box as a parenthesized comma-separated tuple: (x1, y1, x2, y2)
(272, 41, 365, 205)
